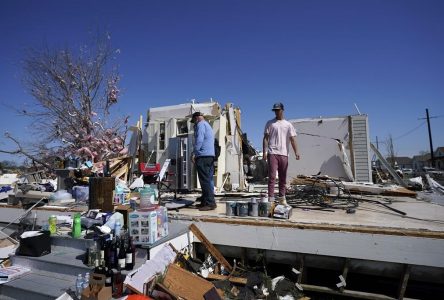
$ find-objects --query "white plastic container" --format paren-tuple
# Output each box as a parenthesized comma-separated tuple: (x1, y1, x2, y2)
(140, 185, 157, 209)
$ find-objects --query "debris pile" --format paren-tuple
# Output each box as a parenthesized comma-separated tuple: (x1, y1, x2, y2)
(124, 224, 306, 300)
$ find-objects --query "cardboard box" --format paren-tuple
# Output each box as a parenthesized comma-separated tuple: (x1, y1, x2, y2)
(81, 273, 112, 300)
(128, 207, 168, 245)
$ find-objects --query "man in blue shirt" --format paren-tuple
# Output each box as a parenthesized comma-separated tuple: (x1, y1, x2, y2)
(191, 111, 217, 211)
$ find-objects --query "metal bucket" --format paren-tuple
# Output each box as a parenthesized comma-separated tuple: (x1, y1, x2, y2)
(258, 202, 271, 217)
(237, 201, 249, 217)
(226, 201, 237, 216)
(248, 202, 258, 217)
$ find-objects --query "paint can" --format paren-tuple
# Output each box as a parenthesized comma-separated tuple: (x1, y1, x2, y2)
(258, 202, 271, 217)
(248, 202, 258, 217)
(260, 190, 268, 202)
(225, 201, 237, 216)
(48, 215, 57, 235)
(236, 201, 249, 217)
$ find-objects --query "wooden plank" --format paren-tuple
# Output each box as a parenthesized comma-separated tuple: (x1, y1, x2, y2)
(206, 274, 247, 285)
(189, 223, 233, 272)
(398, 264, 411, 300)
(340, 258, 350, 292)
(162, 264, 214, 300)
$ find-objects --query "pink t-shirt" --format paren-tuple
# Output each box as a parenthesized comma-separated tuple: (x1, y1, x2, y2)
(264, 119, 297, 156)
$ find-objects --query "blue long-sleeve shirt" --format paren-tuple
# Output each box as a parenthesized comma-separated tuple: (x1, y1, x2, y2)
(193, 120, 215, 157)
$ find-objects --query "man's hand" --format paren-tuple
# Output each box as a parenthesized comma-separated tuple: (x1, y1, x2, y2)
(263, 153, 267, 162)
(295, 152, 300, 160)
(191, 154, 196, 164)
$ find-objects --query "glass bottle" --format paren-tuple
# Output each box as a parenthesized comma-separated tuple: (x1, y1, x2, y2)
(117, 238, 126, 270)
(112, 269, 123, 298)
(125, 236, 135, 270)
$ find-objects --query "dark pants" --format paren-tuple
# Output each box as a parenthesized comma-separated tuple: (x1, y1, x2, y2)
(196, 156, 215, 206)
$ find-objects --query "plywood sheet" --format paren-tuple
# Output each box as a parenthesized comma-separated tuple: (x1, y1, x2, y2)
(162, 264, 214, 300)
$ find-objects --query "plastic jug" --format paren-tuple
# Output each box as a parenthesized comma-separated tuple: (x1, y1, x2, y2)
(140, 185, 156, 208)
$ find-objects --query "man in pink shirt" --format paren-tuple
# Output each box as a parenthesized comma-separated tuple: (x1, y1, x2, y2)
(263, 102, 300, 203)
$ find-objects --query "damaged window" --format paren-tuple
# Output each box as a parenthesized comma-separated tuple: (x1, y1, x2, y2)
(159, 122, 166, 150)
(177, 120, 188, 136)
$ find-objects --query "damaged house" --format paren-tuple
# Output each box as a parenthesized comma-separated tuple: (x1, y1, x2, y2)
(141, 100, 245, 192)
(288, 114, 372, 182)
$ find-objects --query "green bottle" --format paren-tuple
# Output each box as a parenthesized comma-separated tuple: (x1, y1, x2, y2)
(72, 213, 81, 238)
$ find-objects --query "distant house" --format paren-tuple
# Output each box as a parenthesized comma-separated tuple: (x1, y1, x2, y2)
(435, 147, 444, 170)
(412, 153, 431, 171)
(386, 156, 413, 169)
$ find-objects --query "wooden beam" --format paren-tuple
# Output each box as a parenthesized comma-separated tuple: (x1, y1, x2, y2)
(398, 264, 411, 300)
(339, 258, 350, 293)
(189, 223, 233, 272)
(206, 274, 247, 285)
(297, 255, 305, 284)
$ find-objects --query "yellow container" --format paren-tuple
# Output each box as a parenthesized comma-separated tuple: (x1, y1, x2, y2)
(48, 215, 57, 235)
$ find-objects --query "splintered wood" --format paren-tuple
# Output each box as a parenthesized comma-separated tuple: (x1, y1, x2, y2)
(162, 264, 215, 300)
(189, 223, 233, 272)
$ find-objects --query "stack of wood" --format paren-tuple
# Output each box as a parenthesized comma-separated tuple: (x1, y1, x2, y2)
(108, 156, 132, 180)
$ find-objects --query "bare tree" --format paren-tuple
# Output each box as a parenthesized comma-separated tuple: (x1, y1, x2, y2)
(1, 34, 128, 167)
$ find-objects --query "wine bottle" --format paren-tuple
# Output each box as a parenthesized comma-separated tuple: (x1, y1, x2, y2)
(105, 267, 113, 287)
(108, 238, 116, 269)
(112, 269, 123, 298)
(117, 238, 126, 271)
(125, 236, 135, 270)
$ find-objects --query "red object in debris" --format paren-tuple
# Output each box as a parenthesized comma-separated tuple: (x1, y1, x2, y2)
(127, 295, 153, 300)
(139, 163, 160, 175)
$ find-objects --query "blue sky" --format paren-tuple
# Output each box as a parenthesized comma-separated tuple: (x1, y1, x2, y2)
(1, 0, 443, 163)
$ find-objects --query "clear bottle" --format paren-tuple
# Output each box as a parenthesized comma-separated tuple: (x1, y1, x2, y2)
(75, 273, 84, 297)
(82, 272, 90, 291)
(88, 244, 97, 267)
(114, 220, 122, 237)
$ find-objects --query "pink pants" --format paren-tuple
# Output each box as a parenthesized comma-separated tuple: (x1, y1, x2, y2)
(267, 154, 288, 198)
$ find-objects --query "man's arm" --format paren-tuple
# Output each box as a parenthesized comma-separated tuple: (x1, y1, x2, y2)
(192, 123, 204, 163)
(290, 136, 300, 160)
(262, 133, 269, 162)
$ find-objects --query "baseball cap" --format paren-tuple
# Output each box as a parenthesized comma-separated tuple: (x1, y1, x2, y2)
(190, 111, 204, 123)
(272, 102, 284, 111)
